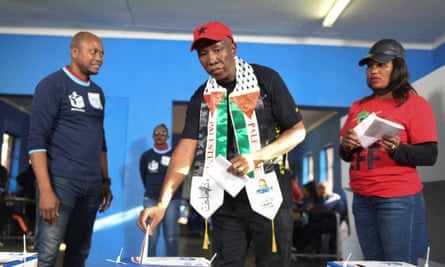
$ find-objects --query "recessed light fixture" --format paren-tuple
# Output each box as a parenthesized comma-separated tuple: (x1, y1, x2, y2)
(323, 0, 351, 27)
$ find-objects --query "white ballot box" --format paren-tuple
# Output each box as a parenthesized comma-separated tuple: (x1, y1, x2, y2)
(118, 256, 211, 266)
(0, 252, 38, 267)
(327, 261, 417, 267)
(113, 226, 212, 266)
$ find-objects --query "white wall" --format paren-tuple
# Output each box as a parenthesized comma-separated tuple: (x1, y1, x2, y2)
(340, 114, 364, 261)
(412, 65, 445, 266)
(412, 65, 445, 182)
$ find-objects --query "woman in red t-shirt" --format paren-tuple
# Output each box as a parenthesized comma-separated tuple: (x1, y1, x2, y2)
(339, 39, 438, 265)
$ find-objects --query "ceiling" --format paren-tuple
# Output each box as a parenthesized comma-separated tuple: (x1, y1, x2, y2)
(0, 0, 443, 131)
(0, 0, 445, 46)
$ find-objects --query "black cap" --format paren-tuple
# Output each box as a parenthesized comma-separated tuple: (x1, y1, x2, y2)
(359, 39, 405, 66)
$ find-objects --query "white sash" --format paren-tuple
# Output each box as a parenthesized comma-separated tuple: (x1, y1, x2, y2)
(245, 171, 282, 220)
(190, 175, 224, 219)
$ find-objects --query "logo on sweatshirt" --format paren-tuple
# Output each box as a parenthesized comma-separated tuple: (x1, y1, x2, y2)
(88, 92, 103, 110)
(69, 91, 85, 111)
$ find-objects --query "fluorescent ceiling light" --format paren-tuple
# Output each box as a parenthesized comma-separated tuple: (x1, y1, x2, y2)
(323, 0, 351, 27)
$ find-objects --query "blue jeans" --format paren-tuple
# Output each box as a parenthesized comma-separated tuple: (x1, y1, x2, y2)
(352, 192, 428, 265)
(143, 197, 180, 256)
(36, 177, 102, 267)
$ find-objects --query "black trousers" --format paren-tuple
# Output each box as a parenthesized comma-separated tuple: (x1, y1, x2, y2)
(211, 191, 293, 267)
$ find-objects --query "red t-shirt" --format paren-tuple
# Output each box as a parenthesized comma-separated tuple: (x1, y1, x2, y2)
(339, 92, 438, 197)
(291, 179, 302, 202)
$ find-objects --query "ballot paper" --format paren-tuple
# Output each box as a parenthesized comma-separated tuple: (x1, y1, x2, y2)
(353, 112, 404, 148)
(206, 155, 249, 197)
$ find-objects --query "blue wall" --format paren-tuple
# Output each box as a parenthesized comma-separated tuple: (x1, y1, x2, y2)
(0, 33, 443, 265)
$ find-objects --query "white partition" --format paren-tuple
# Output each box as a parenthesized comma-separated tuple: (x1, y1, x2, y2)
(412, 65, 445, 266)
(412, 65, 445, 182)
(339, 114, 363, 261)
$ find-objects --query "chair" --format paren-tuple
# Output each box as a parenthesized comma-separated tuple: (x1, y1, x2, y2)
(11, 213, 29, 234)
(0, 202, 31, 247)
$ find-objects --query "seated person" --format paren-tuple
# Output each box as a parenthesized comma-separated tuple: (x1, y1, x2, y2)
(0, 166, 13, 240)
(295, 180, 319, 210)
(291, 179, 302, 203)
(0, 166, 31, 241)
(0, 165, 8, 196)
(293, 181, 319, 248)
(293, 181, 346, 254)
(16, 164, 36, 232)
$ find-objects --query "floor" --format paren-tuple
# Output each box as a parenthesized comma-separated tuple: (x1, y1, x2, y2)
(0, 224, 331, 267)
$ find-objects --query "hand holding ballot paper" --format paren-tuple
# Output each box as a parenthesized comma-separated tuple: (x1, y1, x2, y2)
(353, 112, 404, 148)
(206, 155, 250, 197)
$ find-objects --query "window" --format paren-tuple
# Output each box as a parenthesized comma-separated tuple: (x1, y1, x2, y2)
(1, 132, 14, 173)
(301, 152, 314, 185)
(319, 149, 327, 182)
(319, 144, 334, 191)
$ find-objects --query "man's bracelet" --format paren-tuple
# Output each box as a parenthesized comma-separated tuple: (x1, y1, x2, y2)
(102, 177, 112, 185)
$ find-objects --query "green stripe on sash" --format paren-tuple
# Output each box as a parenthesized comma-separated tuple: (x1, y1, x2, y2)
(229, 101, 255, 178)
(215, 95, 228, 158)
(229, 101, 249, 153)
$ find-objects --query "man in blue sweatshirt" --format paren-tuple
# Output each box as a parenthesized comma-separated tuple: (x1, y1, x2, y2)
(28, 31, 113, 267)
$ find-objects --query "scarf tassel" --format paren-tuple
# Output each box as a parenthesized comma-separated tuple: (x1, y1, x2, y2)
(202, 219, 210, 250)
(271, 220, 277, 253)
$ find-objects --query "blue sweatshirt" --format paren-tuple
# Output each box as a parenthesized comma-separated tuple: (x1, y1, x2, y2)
(139, 147, 183, 200)
(28, 67, 106, 181)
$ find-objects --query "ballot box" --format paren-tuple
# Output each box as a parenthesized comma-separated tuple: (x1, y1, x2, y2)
(116, 256, 211, 266)
(0, 252, 37, 267)
(113, 226, 212, 266)
(327, 261, 418, 267)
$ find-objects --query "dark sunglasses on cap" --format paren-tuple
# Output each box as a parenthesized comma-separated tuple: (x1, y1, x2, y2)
(154, 130, 168, 136)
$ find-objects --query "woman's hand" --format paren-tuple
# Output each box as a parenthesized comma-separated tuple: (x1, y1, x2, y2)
(341, 129, 361, 152)
(381, 135, 400, 153)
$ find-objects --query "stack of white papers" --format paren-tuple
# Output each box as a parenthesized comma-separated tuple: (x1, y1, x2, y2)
(353, 112, 404, 148)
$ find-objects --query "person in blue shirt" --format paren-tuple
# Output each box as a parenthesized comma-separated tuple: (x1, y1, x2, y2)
(139, 124, 181, 256)
(294, 182, 346, 254)
(28, 31, 113, 267)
